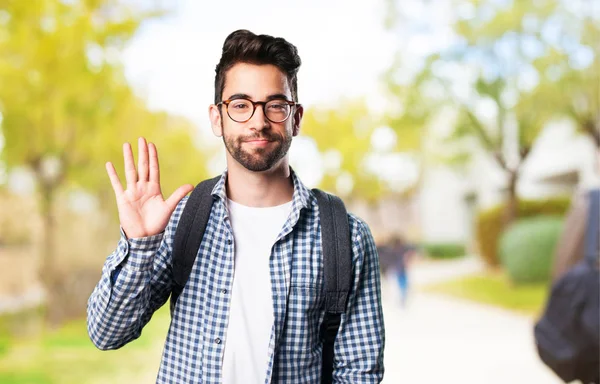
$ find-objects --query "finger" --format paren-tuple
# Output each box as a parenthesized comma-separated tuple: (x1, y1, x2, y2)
(105, 162, 124, 196)
(148, 142, 160, 184)
(137, 137, 149, 182)
(123, 142, 137, 189)
(165, 184, 195, 210)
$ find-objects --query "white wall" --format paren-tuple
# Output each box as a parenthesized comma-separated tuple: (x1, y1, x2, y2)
(417, 166, 471, 243)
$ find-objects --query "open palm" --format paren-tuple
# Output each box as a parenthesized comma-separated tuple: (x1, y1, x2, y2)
(106, 137, 194, 239)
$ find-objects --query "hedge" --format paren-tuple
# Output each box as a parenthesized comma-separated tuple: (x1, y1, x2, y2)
(421, 243, 466, 259)
(499, 216, 564, 284)
(475, 197, 571, 266)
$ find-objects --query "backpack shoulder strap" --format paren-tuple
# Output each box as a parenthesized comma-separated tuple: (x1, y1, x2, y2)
(312, 188, 352, 384)
(170, 175, 221, 314)
(584, 189, 600, 266)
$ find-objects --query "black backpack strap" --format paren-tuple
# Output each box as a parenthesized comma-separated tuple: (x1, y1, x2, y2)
(312, 188, 352, 384)
(170, 176, 221, 314)
(584, 189, 599, 266)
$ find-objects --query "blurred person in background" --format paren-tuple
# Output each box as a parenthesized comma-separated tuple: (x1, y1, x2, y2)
(86, 29, 385, 383)
(387, 235, 417, 308)
(552, 152, 600, 281)
(535, 151, 599, 384)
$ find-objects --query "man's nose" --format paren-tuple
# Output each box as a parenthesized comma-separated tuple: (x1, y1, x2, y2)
(249, 104, 269, 130)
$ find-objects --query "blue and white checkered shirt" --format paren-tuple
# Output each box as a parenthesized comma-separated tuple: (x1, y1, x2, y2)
(87, 170, 385, 383)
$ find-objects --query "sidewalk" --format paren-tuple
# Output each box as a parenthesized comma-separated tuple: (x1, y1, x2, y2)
(380, 257, 561, 384)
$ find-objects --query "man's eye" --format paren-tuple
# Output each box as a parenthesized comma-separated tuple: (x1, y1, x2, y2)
(231, 103, 249, 109)
(268, 103, 286, 110)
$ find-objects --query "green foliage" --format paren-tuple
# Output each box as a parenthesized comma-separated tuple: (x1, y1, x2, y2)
(423, 271, 549, 316)
(1, 0, 150, 168)
(301, 100, 389, 202)
(384, 0, 600, 227)
(420, 242, 466, 259)
(0, 0, 207, 195)
(0, 0, 209, 325)
(382, 57, 434, 153)
(499, 216, 564, 284)
(476, 197, 570, 266)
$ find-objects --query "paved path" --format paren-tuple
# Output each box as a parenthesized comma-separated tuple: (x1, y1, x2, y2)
(380, 257, 561, 384)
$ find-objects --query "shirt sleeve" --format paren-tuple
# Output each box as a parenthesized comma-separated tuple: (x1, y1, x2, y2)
(332, 215, 385, 383)
(86, 215, 176, 350)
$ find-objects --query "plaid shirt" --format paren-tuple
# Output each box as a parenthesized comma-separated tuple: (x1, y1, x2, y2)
(87, 171, 385, 383)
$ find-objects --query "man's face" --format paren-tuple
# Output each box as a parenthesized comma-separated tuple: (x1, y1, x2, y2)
(209, 63, 303, 172)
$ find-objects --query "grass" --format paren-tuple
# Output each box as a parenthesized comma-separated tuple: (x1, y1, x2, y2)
(421, 270, 551, 317)
(0, 305, 171, 384)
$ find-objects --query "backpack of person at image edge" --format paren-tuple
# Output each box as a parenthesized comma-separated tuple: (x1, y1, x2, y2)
(534, 189, 600, 384)
(169, 176, 353, 384)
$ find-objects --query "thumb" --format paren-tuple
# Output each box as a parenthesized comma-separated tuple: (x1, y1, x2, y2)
(165, 184, 195, 210)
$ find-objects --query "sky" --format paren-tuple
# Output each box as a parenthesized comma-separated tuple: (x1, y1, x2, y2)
(122, 0, 396, 128)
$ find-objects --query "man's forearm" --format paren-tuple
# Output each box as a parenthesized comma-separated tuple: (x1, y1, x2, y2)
(87, 232, 168, 350)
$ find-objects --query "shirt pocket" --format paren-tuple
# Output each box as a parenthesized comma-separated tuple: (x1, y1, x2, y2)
(279, 283, 324, 352)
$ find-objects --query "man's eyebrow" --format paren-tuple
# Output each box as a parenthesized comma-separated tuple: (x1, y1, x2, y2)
(266, 94, 292, 101)
(224, 93, 293, 102)
(225, 93, 251, 101)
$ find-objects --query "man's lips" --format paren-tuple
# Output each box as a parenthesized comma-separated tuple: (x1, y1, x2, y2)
(243, 139, 273, 147)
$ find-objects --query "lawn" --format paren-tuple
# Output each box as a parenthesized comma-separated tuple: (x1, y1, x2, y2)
(421, 270, 551, 317)
(0, 306, 170, 383)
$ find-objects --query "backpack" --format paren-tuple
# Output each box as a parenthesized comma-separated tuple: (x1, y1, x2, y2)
(169, 176, 352, 384)
(534, 189, 600, 384)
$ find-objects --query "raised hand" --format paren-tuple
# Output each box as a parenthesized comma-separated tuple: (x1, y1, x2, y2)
(106, 137, 194, 238)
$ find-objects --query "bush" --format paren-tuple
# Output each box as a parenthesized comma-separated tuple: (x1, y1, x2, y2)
(499, 216, 563, 284)
(421, 243, 466, 259)
(475, 197, 570, 266)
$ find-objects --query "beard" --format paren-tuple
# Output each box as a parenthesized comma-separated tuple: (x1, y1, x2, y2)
(223, 128, 292, 172)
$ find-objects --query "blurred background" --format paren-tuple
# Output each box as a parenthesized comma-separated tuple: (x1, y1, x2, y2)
(0, 0, 598, 382)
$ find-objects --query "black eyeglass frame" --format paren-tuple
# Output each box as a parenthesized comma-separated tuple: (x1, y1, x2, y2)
(217, 98, 300, 123)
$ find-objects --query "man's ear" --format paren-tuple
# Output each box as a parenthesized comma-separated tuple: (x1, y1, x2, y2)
(209, 104, 223, 137)
(292, 104, 304, 137)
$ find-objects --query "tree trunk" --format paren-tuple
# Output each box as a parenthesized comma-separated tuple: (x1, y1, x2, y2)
(37, 180, 64, 327)
(583, 120, 600, 148)
(31, 155, 68, 327)
(504, 169, 519, 227)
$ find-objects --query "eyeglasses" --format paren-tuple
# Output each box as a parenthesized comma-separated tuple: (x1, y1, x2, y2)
(217, 98, 299, 123)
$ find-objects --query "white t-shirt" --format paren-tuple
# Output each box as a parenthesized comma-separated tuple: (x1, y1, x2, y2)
(222, 198, 292, 384)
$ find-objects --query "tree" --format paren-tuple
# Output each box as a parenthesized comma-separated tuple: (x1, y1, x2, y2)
(0, 0, 208, 324)
(301, 100, 388, 203)
(384, 0, 599, 224)
(527, 1, 600, 147)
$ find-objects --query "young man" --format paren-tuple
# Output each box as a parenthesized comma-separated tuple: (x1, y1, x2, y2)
(87, 29, 385, 383)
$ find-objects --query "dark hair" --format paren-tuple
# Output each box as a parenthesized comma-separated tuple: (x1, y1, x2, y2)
(214, 29, 301, 104)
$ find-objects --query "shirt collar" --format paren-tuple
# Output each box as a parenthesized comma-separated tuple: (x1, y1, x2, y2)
(210, 167, 313, 212)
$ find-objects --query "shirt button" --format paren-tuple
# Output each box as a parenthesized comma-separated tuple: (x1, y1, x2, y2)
(221, 289, 227, 294)
(227, 239, 232, 245)
(215, 338, 221, 344)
